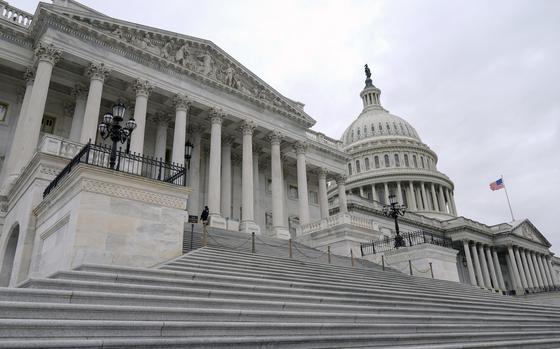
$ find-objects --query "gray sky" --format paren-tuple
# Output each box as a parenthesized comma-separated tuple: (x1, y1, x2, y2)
(16, 0, 560, 253)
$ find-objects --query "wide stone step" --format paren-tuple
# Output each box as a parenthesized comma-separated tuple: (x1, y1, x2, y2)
(2, 287, 558, 319)
(1, 334, 560, 349)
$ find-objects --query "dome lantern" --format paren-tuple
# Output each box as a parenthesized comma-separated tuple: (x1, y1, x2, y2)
(361, 64, 382, 110)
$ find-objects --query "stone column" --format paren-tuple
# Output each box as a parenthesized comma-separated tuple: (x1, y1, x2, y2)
(1, 68, 35, 192)
(240, 120, 259, 233)
(294, 141, 310, 225)
(171, 94, 190, 165)
(69, 84, 88, 142)
(372, 184, 380, 203)
(492, 248, 506, 290)
(396, 182, 403, 205)
(513, 246, 528, 290)
(207, 108, 224, 222)
(318, 168, 329, 219)
(220, 136, 233, 219)
(129, 79, 152, 155)
(420, 182, 428, 210)
(507, 244, 523, 294)
(152, 113, 169, 161)
(384, 182, 390, 204)
(269, 131, 288, 238)
(187, 128, 202, 216)
(484, 246, 499, 290)
(80, 62, 109, 144)
(19, 44, 61, 168)
(470, 243, 485, 288)
(542, 255, 555, 288)
(524, 249, 539, 290)
(519, 248, 535, 290)
(408, 182, 417, 210)
(438, 185, 446, 213)
(431, 184, 440, 212)
(546, 256, 559, 287)
(537, 254, 551, 289)
(253, 146, 262, 227)
(337, 175, 348, 214)
(477, 243, 492, 288)
(449, 189, 458, 215)
(530, 251, 545, 289)
(462, 240, 477, 286)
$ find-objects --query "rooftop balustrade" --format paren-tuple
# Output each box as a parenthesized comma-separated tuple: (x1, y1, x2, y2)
(0, 2, 33, 28)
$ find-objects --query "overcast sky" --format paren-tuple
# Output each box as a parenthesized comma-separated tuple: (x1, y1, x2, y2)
(16, 0, 560, 253)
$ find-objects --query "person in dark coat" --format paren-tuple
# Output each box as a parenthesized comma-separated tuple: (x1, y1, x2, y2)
(200, 206, 209, 225)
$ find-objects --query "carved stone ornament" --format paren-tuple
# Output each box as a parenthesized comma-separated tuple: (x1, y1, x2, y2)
(172, 94, 190, 112)
(63, 102, 75, 117)
(336, 174, 347, 185)
(23, 67, 35, 85)
(86, 62, 110, 82)
(132, 79, 153, 98)
(240, 120, 256, 135)
(293, 141, 307, 155)
(267, 130, 283, 145)
(318, 167, 328, 180)
(71, 83, 88, 99)
(208, 107, 225, 125)
(33, 42, 62, 65)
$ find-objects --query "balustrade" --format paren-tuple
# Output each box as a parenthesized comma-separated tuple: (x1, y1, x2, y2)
(1, 3, 32, 27)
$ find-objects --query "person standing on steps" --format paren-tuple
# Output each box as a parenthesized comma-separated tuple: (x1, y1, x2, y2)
(200, 206, 209, 245)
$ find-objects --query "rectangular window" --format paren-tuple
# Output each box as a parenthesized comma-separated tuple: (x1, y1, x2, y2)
(394, 154, 400, 167)
(309, 191, 318, 205)
(288, 184, 299, 199)
(0, 102, 8, 123)
(41, 115, 56, 134)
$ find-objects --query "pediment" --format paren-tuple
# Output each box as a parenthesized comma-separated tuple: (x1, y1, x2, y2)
(511, 220, 550, 246)
(37, 2, 315, 127)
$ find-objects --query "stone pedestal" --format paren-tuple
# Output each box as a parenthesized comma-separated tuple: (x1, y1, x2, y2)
(240, 220, 260, 235)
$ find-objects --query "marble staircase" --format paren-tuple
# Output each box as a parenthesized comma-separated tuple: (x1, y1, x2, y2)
(1, 241, 560, 347)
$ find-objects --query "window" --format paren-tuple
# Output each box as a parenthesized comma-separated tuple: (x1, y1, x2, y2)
(413, 155, 418, 168)
(0, 102, 8, 123)
(363, 125, 367, 136)
(288, 184, 299, 199)
(309, 191, 318, 205)
(379, 123, 383, 133)
(41, 115, 56, 134)
(404, 154, 409, 167)
(371, 124, 375, 133)
(394, 154, 400, 167)
(357, 128, 360, 138)
(355, 160, 361, 173)
(365, 157, 370, 170)
(351, 129, 354, 141)
(348, 163, 352, 175)
(374, 156, 380, 168)
(421, 156, 425, 168)
(384, 154, 390, 167)
(266, 178, 272, 193)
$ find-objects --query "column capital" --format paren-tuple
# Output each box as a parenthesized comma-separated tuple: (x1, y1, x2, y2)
(172, 93, 191, 112)
(71, 83, 88, 100)
(208, 107, 225, 124)
(318, 167, 328, 180)
(86, 62, 110, 82)
(293, 141, 308, 155)
(462, 239, 471, 245)
(34, 42, 62, 65)
(23, 67, 35, 86)
(240, 120, 256, 135)
(133, 79, 153, 98)
(336, 174, 347, 185)
(267, 130, 284, 145)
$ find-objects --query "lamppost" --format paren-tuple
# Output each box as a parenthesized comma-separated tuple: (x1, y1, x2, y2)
(184, 140, 193, 168)
(382, 194, 406, 248)
(98, 102, 137, 169)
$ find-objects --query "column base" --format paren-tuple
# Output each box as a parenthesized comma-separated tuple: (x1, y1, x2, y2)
(273, 226, 290, 240)
(208, 214, 227, 229)
(239, 220, 260, 235)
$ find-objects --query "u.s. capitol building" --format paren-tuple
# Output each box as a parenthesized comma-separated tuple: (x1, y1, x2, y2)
(0, 1, 560, 347)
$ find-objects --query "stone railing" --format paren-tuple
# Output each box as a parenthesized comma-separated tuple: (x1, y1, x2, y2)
(0, 2, 33, 28)
(38, 135, 83, 159)
(297, 212, 378, 235)
(305, 130, 344, 150)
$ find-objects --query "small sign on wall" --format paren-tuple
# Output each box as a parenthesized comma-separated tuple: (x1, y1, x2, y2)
(188, 215, 198, 223)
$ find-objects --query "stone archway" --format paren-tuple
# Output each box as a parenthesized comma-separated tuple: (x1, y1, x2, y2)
(0, 224, 20, 287)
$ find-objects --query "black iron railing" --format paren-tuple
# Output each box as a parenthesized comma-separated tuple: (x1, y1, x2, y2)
(43, 142, 186, 198)
(360, 231, 453, 256)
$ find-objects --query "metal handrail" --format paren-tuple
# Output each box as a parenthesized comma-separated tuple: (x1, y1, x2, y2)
(43, 142, 187, 198)
(360, 230, 453, 256)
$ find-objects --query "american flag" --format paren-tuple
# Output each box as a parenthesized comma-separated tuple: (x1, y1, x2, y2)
(489, 178, 505, 191)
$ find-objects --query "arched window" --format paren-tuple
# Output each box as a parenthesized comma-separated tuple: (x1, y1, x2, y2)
(413, 155, 418, 168)
(355, 160, 361, 173)
(394, 154, 400, 167)
(384, 154, 390, 167)
(371, 124, 375, 133)
(379, 123, 383, 133)
(393, 122, 398, 134)
(365, 157, 370, 170)
(404, 154, 409, 167)
(374, 155, 380, 168)
(363, 125, 367, 136)
(421, 156, 425, 168)
(348, 163, 352, 175)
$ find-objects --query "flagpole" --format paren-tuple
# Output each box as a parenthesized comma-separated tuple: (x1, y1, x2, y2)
(501, 175, 515, 222)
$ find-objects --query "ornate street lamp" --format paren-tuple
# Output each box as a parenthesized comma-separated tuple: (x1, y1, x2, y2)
(184, 139, 193, 168)
(382, 194, 406, 248)
(98, 102, 137, 169)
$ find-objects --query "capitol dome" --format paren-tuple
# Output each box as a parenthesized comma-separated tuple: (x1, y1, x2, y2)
(336, 65, 457, 220)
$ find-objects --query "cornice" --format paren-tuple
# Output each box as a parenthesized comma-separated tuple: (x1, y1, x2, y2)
(345, 168, 454, 188)
(30, 6, 315, 128)
(345, 138, 438, 161)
